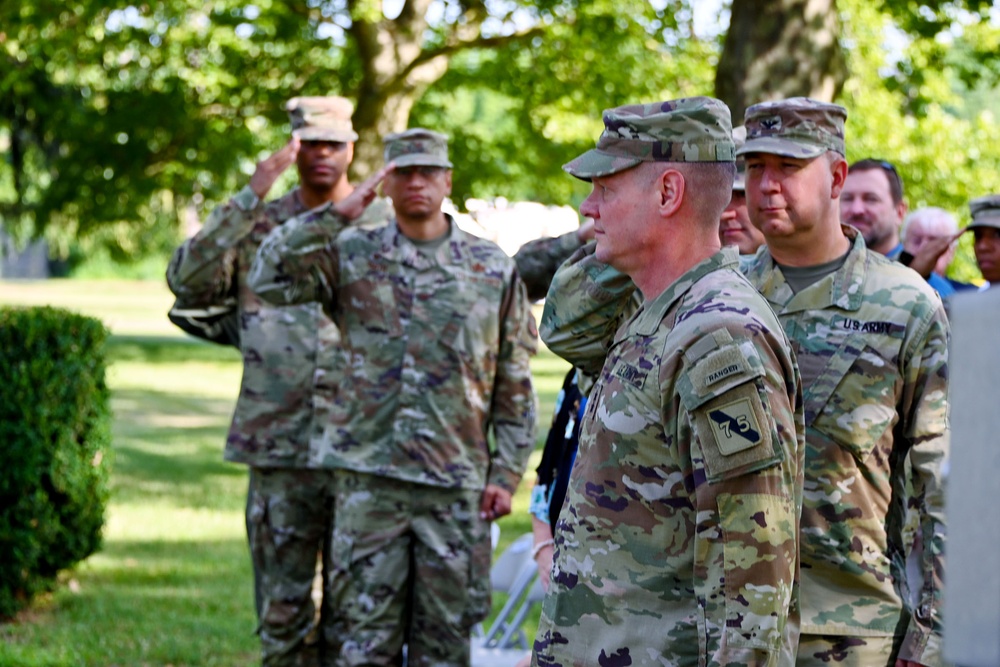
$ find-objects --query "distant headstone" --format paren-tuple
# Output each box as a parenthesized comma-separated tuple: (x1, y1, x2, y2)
(944, 286, 1000, 666)
(0, 227, 50, 279)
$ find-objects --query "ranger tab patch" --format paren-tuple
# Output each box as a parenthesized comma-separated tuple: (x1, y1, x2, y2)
(708, 398, 763, 455)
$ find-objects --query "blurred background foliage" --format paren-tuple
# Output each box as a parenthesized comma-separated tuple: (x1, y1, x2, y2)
(1, 0, 997, 280)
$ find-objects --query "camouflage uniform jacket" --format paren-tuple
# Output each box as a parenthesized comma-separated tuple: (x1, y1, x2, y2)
(512, 231, 585, 301)
(165, 184, 390, 468)
(741, 227, 948, 665)
(534, 246, 804, 667)
(248, 214, 538, 493)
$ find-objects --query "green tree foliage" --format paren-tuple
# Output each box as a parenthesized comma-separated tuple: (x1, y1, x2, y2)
(838, 0, 1000, 281)
(1, 0, 998, 280)
(412, 0, 717, 207)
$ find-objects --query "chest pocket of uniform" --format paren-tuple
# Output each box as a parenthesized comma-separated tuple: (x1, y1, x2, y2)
(340, 277, 403, 348)
(439, 274, 503, 363)
(678, 341, 783, 483)
(806, 334, 899, 463)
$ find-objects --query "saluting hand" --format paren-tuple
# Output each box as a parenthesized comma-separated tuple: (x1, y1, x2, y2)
(249, 136, 301, 199)
(907, 231, 962, 279)
(333, 162, 396, 222)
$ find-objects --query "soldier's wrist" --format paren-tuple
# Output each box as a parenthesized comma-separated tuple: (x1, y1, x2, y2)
(531, 539, 554, 560)
(234, 185, 262, 211)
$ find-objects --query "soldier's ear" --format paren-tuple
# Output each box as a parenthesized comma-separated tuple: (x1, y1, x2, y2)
(829, 154, 849, 199)
(658, 168, 684, 218)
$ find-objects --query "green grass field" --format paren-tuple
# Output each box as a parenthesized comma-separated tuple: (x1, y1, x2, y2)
(0, 279, 568, 666)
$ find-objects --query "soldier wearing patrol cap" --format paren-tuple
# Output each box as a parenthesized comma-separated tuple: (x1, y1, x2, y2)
(736, 98, 949, 667)
(719, 125, 767, 255)
(249, 129, 537, 667)
(967, 194, 1000, 286)
(533, 97, 804, 667)
(167, 96, 391, 666)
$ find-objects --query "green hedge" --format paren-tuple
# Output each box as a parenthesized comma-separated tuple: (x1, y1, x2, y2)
(0, 306, 112, 620)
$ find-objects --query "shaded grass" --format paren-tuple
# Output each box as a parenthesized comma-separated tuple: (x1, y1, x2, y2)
(0, 279, 569, 665)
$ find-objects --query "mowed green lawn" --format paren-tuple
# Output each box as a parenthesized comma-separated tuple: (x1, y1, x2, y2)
(0, 279, 568, 667)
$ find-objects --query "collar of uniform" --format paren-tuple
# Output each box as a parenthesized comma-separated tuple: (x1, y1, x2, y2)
(829, 225, 867, 311)
(630, 246, 740, 337)
(755, 225, 866, 314)
(379, 213, 462, 268)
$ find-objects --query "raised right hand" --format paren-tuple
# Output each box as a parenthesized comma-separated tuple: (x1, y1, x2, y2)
(249, 137, 301, 199)
(333, 162, 396, 222)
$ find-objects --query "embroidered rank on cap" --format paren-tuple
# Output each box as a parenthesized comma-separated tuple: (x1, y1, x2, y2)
(760, 115, 782, 131)
(709, 398, 763, 455)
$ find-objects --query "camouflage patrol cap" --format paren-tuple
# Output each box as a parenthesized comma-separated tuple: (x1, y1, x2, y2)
(733, 125, 747, 192)
(738, 97, 847, 158)
(286, 96, 358, 142)
(383, 128, 454, 169)
(563, 97, 736, 181)
(968, 194, 1000, 231)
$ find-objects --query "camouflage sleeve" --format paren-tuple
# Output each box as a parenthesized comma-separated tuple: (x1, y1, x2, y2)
(681, 328, 802, 666)
(512, 230, 583, 301)
(487, 270, 539, 493)
(247, 206, 343, 308)
(165, 185, 259, 304)
(539, 242, 639, 377)
(897, 302, 949, 665)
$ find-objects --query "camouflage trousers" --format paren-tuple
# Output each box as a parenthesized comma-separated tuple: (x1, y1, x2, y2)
(333, 470, 493, 667)
(247, 467, 340, 667)
(797, 633, 903, 667)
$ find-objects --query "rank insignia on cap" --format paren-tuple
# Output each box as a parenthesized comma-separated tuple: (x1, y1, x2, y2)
(709, 399, 762, 455)
(760, 116, 782, 131)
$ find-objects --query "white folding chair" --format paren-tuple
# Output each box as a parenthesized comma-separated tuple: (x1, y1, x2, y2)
(471, 532, 545, 666)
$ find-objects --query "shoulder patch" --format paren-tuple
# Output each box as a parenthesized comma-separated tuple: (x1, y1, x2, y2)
(689, 374, 783, 483)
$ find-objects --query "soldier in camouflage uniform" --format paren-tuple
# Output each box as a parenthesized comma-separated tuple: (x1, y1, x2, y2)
(719, 125, 766, 256)
(248, 129, 537, 667)
(735, 99, 948, 667)
(166, 96, 391, 667)
(532, 98, 805, 667)
(965, 194, 1000, 286)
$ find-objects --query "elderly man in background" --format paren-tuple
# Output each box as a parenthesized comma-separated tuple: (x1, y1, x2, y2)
(899, 207, 976, 297)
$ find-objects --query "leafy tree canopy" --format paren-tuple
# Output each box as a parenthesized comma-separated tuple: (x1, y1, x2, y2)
(0, 0, 997, 280)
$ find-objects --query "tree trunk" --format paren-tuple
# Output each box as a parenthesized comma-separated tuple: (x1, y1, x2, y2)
(715, 0, 847, 124)
(350, 56, 448, 181)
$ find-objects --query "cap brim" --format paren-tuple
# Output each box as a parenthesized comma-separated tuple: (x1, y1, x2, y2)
(294, 128, 359, 142)
(391, 154, 453, 169)
(736, 137, 827, 159)
(562, 148, 643, 181)
(967, 220, 1000, 231)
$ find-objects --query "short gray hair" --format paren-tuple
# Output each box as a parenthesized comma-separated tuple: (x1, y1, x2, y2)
(901, 207, 958, 241)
